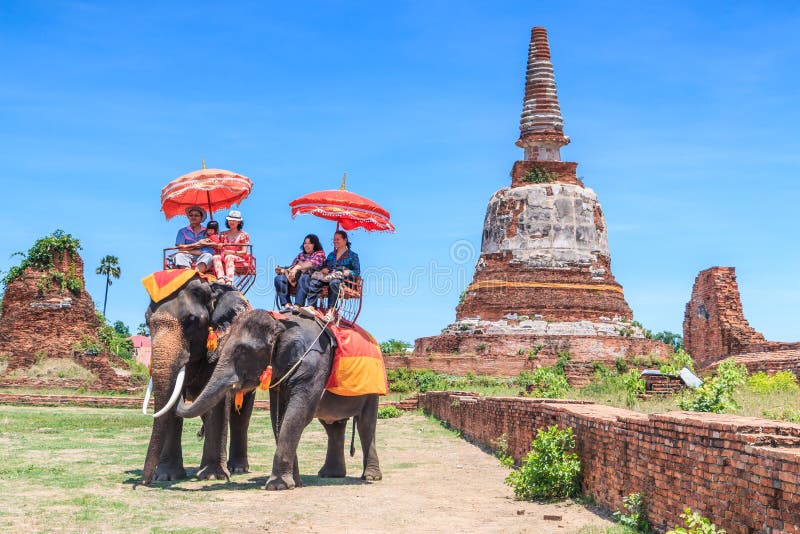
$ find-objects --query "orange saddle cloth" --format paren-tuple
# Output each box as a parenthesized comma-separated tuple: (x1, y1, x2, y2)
(325, 322, 388, 396)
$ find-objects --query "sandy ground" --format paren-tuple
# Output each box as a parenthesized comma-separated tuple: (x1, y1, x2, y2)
(126, 413, 616, 533)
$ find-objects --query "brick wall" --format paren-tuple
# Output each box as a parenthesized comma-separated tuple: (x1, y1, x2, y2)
(422, 392, 800, 533)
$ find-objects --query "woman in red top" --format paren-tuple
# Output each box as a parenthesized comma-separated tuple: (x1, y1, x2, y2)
(212, 210, 250, 284)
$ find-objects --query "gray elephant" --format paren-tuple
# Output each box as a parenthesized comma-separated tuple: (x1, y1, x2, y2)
(176, 309, 382, 490)
(141, 276, 253, 484)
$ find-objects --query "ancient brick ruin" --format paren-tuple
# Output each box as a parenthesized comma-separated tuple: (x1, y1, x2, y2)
(0, 250, 136, 391)
(400, 27, 670, 379)
(424, 392, 800, 533)
(684, 266, 800, 371)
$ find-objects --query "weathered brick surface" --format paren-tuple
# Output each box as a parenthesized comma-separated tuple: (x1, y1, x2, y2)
(0, 251, 137, 391)
(706, 349, 800, 377)
(685, 267, 800, 370)
(423, 392, 800, 533)
(0, 253, 101, 368)
(641, 374, 685, 398)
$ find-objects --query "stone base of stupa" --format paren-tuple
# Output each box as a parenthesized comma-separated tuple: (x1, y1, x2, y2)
(393, 317, 671, 386)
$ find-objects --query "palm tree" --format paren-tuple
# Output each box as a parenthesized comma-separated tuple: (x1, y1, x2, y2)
(96, 255, 121, 316)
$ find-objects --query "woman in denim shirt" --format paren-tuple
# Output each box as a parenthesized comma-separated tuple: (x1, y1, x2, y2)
(303, 230, 360, 318)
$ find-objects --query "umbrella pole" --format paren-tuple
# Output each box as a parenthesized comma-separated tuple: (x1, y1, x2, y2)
(207, 191, 214, 221)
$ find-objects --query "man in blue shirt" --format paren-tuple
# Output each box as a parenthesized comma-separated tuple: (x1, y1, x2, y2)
(174, 205, 214, 273)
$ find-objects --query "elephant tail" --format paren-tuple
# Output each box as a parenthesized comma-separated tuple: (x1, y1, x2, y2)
(350, 416, 357, 457)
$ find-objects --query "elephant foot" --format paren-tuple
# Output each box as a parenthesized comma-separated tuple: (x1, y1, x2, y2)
(227, 458, 250, 475)
(153, 463, 187, 481)
(197, 463, 231, 481)
(318, 464, 346, 478)
(265, 473, 296, 491)
(361, 467, 382, 481)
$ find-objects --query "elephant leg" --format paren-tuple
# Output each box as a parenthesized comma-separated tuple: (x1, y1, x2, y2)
(154, 414, 187, 481)
(318, 419, 348, 477)
(265, 395, 316, 491)
(196, 396, 230, 481)
(357, 397, 382, 481)
(228, 390, 254, 474)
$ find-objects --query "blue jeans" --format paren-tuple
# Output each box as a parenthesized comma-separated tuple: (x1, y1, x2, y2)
(307, 277, 342, 309)
(274, 273, 312, 307)
(274, 274, 290, 306)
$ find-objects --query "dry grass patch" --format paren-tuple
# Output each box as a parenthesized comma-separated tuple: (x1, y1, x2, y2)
(6, 357, 98, 382)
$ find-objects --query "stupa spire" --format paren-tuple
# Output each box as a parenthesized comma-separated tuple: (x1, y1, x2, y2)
(516, 27, 570, 161)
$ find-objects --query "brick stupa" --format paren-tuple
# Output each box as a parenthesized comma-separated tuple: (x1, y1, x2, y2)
(401, 28, 670, 381)
(0, 250, 136, 391)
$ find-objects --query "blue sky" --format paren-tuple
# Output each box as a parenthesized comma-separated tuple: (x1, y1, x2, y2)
(1, 1, 798, 344)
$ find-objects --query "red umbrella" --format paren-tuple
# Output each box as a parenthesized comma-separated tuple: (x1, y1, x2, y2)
(161, 165, 253, 220)
(289, 173, 394, 232)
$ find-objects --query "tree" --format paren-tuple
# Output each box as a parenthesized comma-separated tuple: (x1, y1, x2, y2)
(95, 255, 121, 317)
(380, 339, 412, 354)
(113, 321, 131, 337)
(137, 322, 150, 337)
(653, 331, 683, 351)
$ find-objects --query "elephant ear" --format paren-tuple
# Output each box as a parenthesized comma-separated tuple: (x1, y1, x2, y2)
(210, 285, 251, 331)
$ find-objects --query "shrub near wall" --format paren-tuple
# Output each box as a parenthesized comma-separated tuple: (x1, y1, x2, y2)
(422, 392, 800, 533)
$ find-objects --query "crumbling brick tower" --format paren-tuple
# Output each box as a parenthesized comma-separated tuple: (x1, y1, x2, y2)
(403, 28, 670, 380)
(456, 26, 632, 322)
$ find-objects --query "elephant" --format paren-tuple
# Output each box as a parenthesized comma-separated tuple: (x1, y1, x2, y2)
(141, 277, 253, 484)
(175, 309, 382, 490)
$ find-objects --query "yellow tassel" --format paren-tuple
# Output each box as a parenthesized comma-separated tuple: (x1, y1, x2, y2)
(207, 327, 219, 351)
(234, 390, 244, 413)
(258, 366, 273, 390)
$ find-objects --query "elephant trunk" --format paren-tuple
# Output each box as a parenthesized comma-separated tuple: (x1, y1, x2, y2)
(176, 365, 239, 419)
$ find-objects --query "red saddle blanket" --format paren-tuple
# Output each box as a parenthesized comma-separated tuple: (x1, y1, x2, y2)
(324, 322, 388, 396)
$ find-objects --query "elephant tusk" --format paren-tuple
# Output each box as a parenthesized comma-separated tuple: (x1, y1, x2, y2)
(153, 366, 186, 419)
(141, 378, 153, 415)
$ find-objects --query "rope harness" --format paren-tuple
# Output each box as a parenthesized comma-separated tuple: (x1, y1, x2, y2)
(266, 303, 340, 435)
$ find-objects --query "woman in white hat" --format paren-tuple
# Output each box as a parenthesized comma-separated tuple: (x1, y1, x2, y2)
(213, 210, 251, 284)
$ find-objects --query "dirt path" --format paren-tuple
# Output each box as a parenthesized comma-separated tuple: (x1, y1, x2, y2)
(135, 413, 615, 533)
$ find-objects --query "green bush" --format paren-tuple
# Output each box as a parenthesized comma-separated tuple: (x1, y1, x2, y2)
(492, 433, 515, 468)
(377, 405, 402, 419)
(762, 407, 800, 424)
(127, 360, 150, 386)
(2, 230, 82, 287)
(613, 492, 651, 533)
(554, 351, 572, 375)
(747, 370, 799, 394)
(386, 368, 513, 393)
(505, 425, 581, 500)
(522, 367, 570, 398)
(659, 348, 695, 375)
(679, 358, 747, 413)
(666, 508, 725, 534)
(521, 167, 556, 184)
(622, 370, 645, 407)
